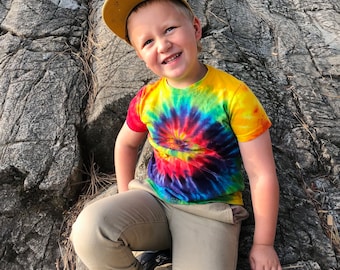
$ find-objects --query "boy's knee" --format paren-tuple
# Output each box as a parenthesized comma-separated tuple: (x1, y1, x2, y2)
(70, 205, 101, 250)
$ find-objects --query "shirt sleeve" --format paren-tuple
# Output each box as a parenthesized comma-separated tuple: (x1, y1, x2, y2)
(229, 83, 272, 142)
(126, 88, 148, 132)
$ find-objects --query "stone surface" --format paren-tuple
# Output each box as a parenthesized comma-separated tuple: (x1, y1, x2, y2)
(0, 0, 339, 269)
(0, 0, 88, 269)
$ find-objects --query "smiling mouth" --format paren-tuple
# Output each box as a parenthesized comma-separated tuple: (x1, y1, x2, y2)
(162, 53, 181, 64)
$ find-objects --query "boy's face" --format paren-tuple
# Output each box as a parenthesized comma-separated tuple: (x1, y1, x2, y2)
(127, 1, 203, 88)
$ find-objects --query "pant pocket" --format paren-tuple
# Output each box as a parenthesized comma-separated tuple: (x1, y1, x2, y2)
(171, 202, 249, 224)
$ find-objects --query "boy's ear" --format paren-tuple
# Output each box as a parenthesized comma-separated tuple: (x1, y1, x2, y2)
(193, 17, 202, 40)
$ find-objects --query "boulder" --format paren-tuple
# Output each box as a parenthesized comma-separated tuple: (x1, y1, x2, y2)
(0, 0, 88, 269)
(0, 0, 339, 269)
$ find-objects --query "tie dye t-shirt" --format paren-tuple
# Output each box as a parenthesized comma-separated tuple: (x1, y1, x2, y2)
(126, 65, 271, 205)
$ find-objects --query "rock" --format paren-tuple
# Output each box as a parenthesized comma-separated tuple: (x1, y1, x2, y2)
(0, 0, 339, 269)
(0, 0, 88, 269)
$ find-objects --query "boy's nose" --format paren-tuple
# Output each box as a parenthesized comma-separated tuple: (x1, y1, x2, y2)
(157, 38, 171, 53)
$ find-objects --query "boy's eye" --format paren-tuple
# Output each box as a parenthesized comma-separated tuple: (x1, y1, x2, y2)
(166, 26, 176, 33)
(143, 39, 153, 47)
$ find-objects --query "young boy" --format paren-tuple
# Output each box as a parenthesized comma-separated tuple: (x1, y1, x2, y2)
(70, 0, 282, 269)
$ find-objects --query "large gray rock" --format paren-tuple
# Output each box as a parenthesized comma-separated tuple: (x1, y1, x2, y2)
(0, 0, 339, 269)
(0, 0, 88, 269)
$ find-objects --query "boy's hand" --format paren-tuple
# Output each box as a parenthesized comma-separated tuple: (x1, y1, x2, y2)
(249, 244, 282, 270)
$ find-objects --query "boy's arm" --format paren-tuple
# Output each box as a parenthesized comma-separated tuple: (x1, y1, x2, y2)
(114, 121, 147, 192)
(239, 130, 282, 270)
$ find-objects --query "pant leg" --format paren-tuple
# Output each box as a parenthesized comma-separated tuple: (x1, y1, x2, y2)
(70, 190, 171, 270)
(166, 205, 242, 270)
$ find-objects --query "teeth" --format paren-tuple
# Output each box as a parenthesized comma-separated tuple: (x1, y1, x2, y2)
(164, 53, 180, 64)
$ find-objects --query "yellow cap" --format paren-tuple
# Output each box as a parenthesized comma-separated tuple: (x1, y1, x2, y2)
(102, 0, 194, 43)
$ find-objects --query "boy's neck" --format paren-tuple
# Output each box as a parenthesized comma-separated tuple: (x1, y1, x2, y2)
(166, 62, 208, 89)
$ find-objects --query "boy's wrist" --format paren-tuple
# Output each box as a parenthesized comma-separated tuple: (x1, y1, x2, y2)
(252, 243, 274, 247)
(253, 234, 275, 246)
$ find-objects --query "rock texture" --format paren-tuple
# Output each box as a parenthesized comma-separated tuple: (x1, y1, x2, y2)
(0, 0, 88, 269)
(0, 0, 339, 269)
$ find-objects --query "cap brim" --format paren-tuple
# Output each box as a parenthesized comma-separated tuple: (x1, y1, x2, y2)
(102, 0, 193, 44)
(102, 0, 142, 43)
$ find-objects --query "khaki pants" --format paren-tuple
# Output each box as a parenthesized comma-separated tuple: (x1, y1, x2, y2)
(70, 180, 248, 270)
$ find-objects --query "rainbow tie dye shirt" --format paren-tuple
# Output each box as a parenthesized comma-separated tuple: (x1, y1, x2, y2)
(126, 65, 271, 205)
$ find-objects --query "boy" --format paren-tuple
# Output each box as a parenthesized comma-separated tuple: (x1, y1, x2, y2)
(70, 0, 282, 269)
